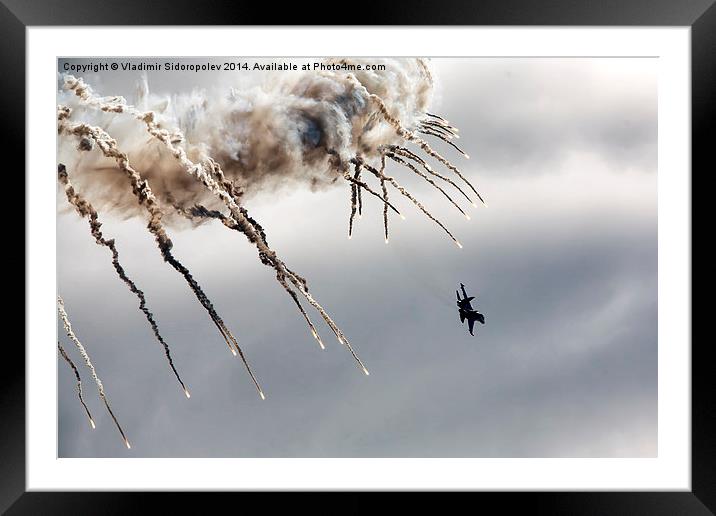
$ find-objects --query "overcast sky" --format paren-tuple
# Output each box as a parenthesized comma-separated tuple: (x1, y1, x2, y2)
(57, 57, 657, 458)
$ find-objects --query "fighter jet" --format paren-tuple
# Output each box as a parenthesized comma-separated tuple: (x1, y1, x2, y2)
(456, 283, 485, 336)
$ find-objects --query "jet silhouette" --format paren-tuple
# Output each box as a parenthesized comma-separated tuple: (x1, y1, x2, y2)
(456, 283, 485, 336)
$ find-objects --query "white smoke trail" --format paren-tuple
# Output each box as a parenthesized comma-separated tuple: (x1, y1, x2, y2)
(57, 296, 130, 448)
(57, 342, 95, 429)
(388, 145, 476, 207)
(385, 152, 470, 220)
(360, 90, 484, 205)
(359, 158, 463, 249)
(418, 126, 470, 157)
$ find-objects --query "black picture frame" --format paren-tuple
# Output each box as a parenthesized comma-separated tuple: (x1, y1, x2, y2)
(7, 0, 710, 512)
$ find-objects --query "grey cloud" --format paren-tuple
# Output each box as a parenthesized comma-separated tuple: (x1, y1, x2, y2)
(431, 59, 657, 176)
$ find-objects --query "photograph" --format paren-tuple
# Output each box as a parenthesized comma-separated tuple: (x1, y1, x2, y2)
(56, 56, 657, 459)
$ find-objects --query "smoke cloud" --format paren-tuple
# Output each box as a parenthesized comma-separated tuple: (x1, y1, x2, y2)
(57, 58, 438, 219)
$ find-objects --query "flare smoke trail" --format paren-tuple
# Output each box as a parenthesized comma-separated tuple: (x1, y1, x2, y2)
(348, 161, 365, 238)
(174, 203, 325, 351)
(57, 110, 265, 399)
(421, 120, 458, 137)
(57, 341, 95, 429)
(385, 152, 470, 220)
(57, 296, 130, 448)
(341, 169, 402, 217)
(379, 155, 390, 243)
(418, 126, 469, 156)
(358, 158, 463, 248)
(349, 182, 358, 239)
(354, 164, 363, 218)
(57, 163, 190, 398)
(361, 88, 484, 204)
(388, 145, 476, 207)
(195, 166, 324, 350)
